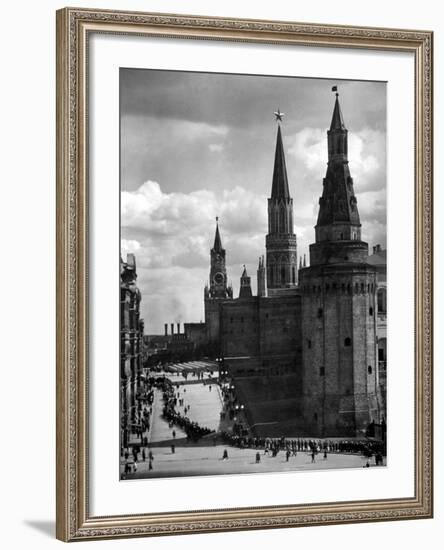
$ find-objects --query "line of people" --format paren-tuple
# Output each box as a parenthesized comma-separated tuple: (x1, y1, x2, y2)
(158, 377, 214, 442)
(219, 433, 386, 461)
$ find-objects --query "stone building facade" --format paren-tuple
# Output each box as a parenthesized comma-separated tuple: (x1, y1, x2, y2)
(120, 253, 145, 448)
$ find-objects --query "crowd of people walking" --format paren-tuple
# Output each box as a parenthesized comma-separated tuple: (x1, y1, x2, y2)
(219, 432, 385, 463)
(158, 377, 214, 442)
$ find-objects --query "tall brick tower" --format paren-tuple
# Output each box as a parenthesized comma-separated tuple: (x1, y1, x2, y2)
(265, 111, 298, 295)
(204, 218, 233, 351)
(299, 89, 381, 437)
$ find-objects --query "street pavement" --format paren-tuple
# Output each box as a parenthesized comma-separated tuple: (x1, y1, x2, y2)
(122, 368, 385, 479)
(123, 444, 383, 479)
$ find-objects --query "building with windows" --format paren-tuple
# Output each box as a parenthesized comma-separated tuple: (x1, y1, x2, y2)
(120, 253, 145, 449)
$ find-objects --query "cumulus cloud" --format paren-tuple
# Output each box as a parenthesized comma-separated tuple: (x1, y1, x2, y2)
(122, 181, 270, 332)
(121, 239, 141, 255)
(208, 143, 224, 153)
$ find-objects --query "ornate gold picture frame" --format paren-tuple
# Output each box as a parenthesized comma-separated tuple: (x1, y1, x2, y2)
(56, 7, 433, 542)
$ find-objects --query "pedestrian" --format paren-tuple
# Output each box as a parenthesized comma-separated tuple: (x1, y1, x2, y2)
(171, 444, 175, 454)
(133, 460, 137, 473)
(255, 452, 261, 464)
(149, 459, 153, 471)
(149, 450, 154, 462)
(222, 449, 229, 460)
(323, 450, 328, 460)
(311, 451, 316, 463)
(286, 449, 291, 462)
(142, 448, 146, 461)
(172, 429, 176, 439)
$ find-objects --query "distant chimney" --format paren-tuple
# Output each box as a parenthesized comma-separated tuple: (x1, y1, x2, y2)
(177, 322, 180, 334)
(171, 323, 174, 335)
(164, 323, 168, 336)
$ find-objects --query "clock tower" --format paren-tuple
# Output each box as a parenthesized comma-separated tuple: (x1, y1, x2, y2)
(208, 218, 231, 298)
(204, 218, 232, 353)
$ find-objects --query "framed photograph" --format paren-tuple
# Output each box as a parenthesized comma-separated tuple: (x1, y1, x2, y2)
(56, 7, 433, 541)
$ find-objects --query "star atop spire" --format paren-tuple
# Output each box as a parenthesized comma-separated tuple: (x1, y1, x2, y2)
(274, 108, 285, 122)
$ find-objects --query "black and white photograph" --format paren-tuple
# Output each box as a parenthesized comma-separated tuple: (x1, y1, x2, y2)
(119, 69, 387, 480)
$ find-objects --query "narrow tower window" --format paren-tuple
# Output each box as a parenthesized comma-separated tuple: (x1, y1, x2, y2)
(344, 337, 351, 347)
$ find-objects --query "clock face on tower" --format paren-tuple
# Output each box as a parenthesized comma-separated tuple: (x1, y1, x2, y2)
(213, 272, 224, 285)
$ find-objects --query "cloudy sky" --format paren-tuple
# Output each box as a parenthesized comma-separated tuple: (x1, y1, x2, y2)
(120, 69, 386, 335)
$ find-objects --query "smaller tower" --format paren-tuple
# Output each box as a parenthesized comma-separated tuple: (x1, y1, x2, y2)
(257, 255, 266, 297)
(208, 218, 230, 299)
(239, 265, 253, 298)
(204, 218, 232, 352)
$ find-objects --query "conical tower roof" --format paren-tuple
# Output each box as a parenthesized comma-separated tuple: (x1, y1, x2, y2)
(271, 124, 290, 200)
(330, 94, 346, 131)
(213, 218, 223, 252)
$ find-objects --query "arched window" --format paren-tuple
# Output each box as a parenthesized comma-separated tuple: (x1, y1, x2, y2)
(344, 337, 351, 347)
(292, 266, 296, 284)
(279, 208, 286, 233)
(281, 266, 286, 284)
(368, 365, 373, 374)
(377, 288, 387, 313)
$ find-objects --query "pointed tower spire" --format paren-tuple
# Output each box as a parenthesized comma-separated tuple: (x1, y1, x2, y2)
(309, 87, 367, 267)
(330, 91, 346, 131)
(271, 124, 290, 200)
(206, 217, 231, 299)
(266, 110, 297, 293)
(303, 254, 306, 267)
(213, 216, 223, 252)
(239, 264, 252, 298)
(299, 256, 303, 269)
